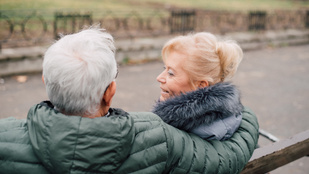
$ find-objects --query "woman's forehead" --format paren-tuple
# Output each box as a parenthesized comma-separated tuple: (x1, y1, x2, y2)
(165, 52, 187, 70)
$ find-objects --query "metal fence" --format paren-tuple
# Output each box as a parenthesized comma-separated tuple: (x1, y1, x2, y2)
(1, 9, 309, 50)
(0, 9, 170, 49)
(170, 10, 195, 34)
(54, 12, 93, 39)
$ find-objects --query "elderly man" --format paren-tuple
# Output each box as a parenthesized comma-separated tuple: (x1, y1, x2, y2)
(0, 27, 259, 174)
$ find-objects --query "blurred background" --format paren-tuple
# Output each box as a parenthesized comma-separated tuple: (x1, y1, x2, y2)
(1, 0, 309, 173)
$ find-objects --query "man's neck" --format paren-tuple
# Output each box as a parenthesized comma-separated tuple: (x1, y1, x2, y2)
(83, 106, 109, 118)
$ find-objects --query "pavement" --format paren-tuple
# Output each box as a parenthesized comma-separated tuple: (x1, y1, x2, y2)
(0, 37, 309, 173)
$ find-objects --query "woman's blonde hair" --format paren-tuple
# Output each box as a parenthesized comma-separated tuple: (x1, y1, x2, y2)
(162, 32, 243, 86)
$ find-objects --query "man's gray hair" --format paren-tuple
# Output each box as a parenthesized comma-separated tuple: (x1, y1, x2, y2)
(43, 27, 117, 116)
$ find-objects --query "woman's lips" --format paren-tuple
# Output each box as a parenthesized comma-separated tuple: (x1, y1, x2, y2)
(160, 88, 170, 100)
(160, 87, 169, 94)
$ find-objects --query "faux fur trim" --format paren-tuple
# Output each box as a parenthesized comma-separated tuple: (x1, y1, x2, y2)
(152, 82, 243, 131)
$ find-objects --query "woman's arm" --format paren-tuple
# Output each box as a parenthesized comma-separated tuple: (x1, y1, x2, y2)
(164, 107, 259, 174)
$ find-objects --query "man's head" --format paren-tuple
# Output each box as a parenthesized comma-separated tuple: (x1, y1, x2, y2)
(42, 27, 118, 117)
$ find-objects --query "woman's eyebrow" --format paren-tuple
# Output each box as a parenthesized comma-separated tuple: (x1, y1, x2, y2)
(167, 66, 176, 72)
(166, 63, 176, 70)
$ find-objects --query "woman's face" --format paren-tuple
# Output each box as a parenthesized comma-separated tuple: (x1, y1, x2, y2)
(157, 51, 196, 101)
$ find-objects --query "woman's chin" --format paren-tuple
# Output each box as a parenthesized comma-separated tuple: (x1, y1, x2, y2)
(159, 96, 165, 102)
(160, 91, 172, 101)
(160, 95, 170, 102)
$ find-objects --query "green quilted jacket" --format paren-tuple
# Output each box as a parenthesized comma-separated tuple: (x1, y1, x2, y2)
(0, 101, 259, 174)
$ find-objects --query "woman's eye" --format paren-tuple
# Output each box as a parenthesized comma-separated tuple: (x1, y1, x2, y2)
(168, 70, 174, 76)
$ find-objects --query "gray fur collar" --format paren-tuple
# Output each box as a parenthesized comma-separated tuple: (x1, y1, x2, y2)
(152, 82, 243, 131)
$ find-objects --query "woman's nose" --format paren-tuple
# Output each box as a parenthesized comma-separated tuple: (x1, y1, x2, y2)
(157, 71, 166, 83)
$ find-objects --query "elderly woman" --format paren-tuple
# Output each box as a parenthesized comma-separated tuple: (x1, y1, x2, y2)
(153, 32, 247, 140)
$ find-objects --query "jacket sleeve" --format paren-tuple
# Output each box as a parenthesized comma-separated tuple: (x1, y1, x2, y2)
(0, 117, 49, 174)
(163, 107, 259, 174)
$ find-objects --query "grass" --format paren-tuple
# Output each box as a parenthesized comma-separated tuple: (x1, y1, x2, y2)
(132, 0, 309, 11)
(1, 0, 309, 11)
(0, 0, 132, 10)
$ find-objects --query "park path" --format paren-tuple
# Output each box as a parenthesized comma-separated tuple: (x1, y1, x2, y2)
(0, 44, 309, 173)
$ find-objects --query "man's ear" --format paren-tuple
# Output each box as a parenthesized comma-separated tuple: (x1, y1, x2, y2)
(102, 81, 116, 107)
(42, 75, 45, 84)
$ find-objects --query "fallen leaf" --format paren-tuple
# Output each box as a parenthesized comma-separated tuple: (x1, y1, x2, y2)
(14, 76, 28, 83)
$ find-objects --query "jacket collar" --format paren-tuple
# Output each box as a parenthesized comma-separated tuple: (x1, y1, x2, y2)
(152, 82, 243, 131)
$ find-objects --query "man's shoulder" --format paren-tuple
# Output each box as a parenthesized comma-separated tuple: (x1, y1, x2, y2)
(0, 117, 29, 146)
(128, 111, 163, 121)
(0, 117, 30, 160)
(127, 111, 166, 134)
(110, 108, 163, 124)
(0, 117, 27, 132)
(0, 117, 49, 174)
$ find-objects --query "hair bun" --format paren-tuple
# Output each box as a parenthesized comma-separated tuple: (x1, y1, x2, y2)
(216, 40, 243, 81)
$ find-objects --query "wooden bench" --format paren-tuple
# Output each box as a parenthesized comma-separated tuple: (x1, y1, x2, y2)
(241, 129, 309, 173)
